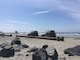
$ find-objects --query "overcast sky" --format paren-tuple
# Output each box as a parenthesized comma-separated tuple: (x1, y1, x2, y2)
(0, 0, 80, 32)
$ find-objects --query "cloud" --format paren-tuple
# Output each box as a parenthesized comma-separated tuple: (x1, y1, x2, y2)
(56, 0, 80, 20)
(23, 0, 80, 19)
(33, 10, 52, 14)
(0, 20, 33, 32)
(27, 9, 53, 15)
(6, 20, 30, 25)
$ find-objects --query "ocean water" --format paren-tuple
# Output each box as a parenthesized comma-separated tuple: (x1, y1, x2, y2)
(39, 32, 80, 38)
(56, 32, 80, 38)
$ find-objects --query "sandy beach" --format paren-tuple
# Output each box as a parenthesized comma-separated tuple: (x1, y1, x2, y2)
(0, 35, 80, 60)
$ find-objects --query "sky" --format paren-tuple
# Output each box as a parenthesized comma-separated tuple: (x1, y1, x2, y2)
(0, 0, 80, 32)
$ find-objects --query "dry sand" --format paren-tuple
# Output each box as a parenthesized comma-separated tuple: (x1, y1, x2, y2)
(0, 35, 80, 60)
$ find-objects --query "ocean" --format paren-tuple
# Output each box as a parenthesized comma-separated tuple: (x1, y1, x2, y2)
(39, 32, 80, 38)
(56, 32, 80, 38)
